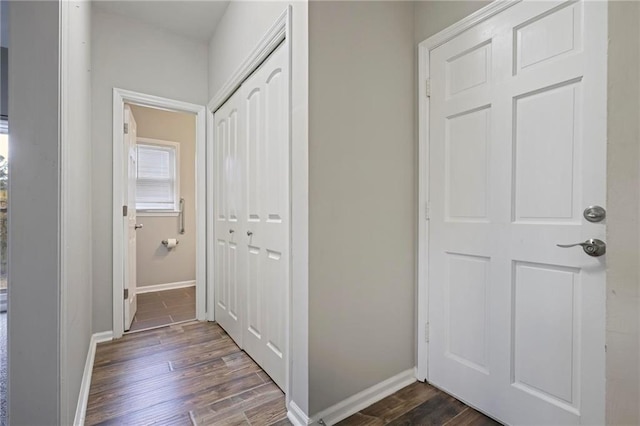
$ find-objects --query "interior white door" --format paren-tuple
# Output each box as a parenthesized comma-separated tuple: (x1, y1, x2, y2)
(214, 90, 245, 346)
(240, 43, 289, 390)
(427, 1, 606, 424)
(123, 105, 139, 331)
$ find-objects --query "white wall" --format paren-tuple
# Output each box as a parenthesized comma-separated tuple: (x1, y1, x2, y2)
(207, 0, 310, 413)
(60, 1, 93, 424)
(91, 7, 208, 333)
(8, 1, 61, 423)
(308, 1, 415, 415)
(129, 104, 196, 288)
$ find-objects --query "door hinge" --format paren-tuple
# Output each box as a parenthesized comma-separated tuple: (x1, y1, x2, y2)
(425, 202, 430, 221)
(123, 205, 128, 216)
(124, 288, 129, 300)
(124, 123, 129, 134)
(425, 322, 430, 343)
(426, 78, 431, 98)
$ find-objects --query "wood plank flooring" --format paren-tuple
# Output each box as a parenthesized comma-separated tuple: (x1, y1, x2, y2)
(86, 321, 288, 425)
(88, 320, 499, 425)
(129, 287, 196, 332)
(337, 381, 500, 426)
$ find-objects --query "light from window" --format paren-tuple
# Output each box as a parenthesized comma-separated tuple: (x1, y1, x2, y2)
(136, 143, 178, 211)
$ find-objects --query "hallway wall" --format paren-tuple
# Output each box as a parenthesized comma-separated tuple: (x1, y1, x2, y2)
(91, 7, 208, 333)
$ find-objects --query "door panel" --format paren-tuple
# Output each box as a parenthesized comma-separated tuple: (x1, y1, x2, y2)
(214, 91, 244, 345)
(123, 105, 138, 331)
(427, 1, 606, 424)
(241, 43, 288, 390)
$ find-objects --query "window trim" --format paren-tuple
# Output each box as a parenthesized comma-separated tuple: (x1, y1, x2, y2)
(135, 137, 180, 216)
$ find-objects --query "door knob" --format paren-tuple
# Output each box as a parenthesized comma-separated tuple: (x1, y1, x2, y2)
(583, 206, 606, 223)
(557, 239, 606, 257)
(247, 231, 253, 237)
(134, 224, 143, 230)
(229, 229, 235, 234)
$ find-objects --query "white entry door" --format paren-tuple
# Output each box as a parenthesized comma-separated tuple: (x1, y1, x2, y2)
(123, 105, 139, 331)
(426, 1, 606, 424)
(214, 90, 244, 346)
(240, 43, 289, 390)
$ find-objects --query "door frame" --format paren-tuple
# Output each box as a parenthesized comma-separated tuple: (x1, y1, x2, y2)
(416, 0, 524, 382)
(206, 6, 295, 398)
(112, 88, 207, 338)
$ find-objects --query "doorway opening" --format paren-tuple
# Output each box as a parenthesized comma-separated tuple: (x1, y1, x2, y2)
(112, 89, 206, 339)
(124, 103, 197, 333)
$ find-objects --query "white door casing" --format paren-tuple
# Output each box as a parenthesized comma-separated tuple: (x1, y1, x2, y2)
(123, 105, 138, 331)
(214, 89, 245, 346)
(213, 42, 289, 391)
(240, 43, 289, 391)
(421, 1, 606, 425)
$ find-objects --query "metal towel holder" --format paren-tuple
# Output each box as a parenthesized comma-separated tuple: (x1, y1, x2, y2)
(179, 198, 185, 234)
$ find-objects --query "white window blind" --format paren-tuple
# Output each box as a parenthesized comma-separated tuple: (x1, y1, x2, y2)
(136, 143, 178, 211)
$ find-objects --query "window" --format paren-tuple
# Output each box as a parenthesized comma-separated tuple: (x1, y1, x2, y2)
(136, 138, 180, 213)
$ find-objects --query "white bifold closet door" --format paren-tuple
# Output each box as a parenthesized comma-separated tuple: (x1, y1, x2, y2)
(214, 43, 289, 391)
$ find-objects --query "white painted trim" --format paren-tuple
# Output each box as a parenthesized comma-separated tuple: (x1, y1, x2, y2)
(416, 0, 521, 386)
(73, 331, 113, 426)
(59, 2, 70, 423)
(206, 103, 215, 322)
(113, 88, 207, 339)
(418, 0, 521, 51)
(206, 6, 298, 405)
(207, 7, 288, 113)
(136, 280, 196, 294)
(136, 211, 180, 217)
(287, 400, 312, 426)
(304, 369, 417, 425)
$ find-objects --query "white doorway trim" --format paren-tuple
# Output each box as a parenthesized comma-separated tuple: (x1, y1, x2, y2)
(112, 88, 206, 339)
(416, 0, 522, 382)
(206, 6, 299, 402)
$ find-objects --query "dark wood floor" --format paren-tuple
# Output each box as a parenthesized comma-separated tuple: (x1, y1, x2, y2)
(88, 319, 498, 425)
(337, 381, 500, 425)
(86, 321, 288, 425)
(129, 286, 196, 332)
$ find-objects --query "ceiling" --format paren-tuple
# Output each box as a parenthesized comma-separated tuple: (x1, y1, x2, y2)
(93, 1, 230, 43)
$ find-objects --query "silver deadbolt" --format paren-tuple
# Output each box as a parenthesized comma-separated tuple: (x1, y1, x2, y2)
(557, 238, 606, 257)
(584, 206, 606, 223)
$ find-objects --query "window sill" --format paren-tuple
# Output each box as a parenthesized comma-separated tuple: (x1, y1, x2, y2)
(136, 211, 180, 217)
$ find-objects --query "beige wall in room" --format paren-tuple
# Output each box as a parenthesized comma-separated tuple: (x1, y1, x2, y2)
(414, 0, 491, 45)
(308, 1, 415, 415)
(91, 7, 208, 333)
(128, 105, 196, 288)
(606, 2, 640, 424)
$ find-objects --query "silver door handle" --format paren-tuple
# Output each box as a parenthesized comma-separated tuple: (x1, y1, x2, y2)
(229, 229, 235, 234)
(247, 231, 253, 237)
(134, 224, 143, 230)
(557, 238, 606, 257)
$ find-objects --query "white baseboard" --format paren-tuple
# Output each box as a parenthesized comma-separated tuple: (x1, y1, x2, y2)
(287, 368, 416, 426)
(74, 330, 113, 426)
(136, 280, 195, 294)
(288, 400, 312, 426)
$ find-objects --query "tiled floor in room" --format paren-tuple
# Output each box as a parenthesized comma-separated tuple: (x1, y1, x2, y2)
(129, 286, 196, 332)
(87, 319, 499, 426)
